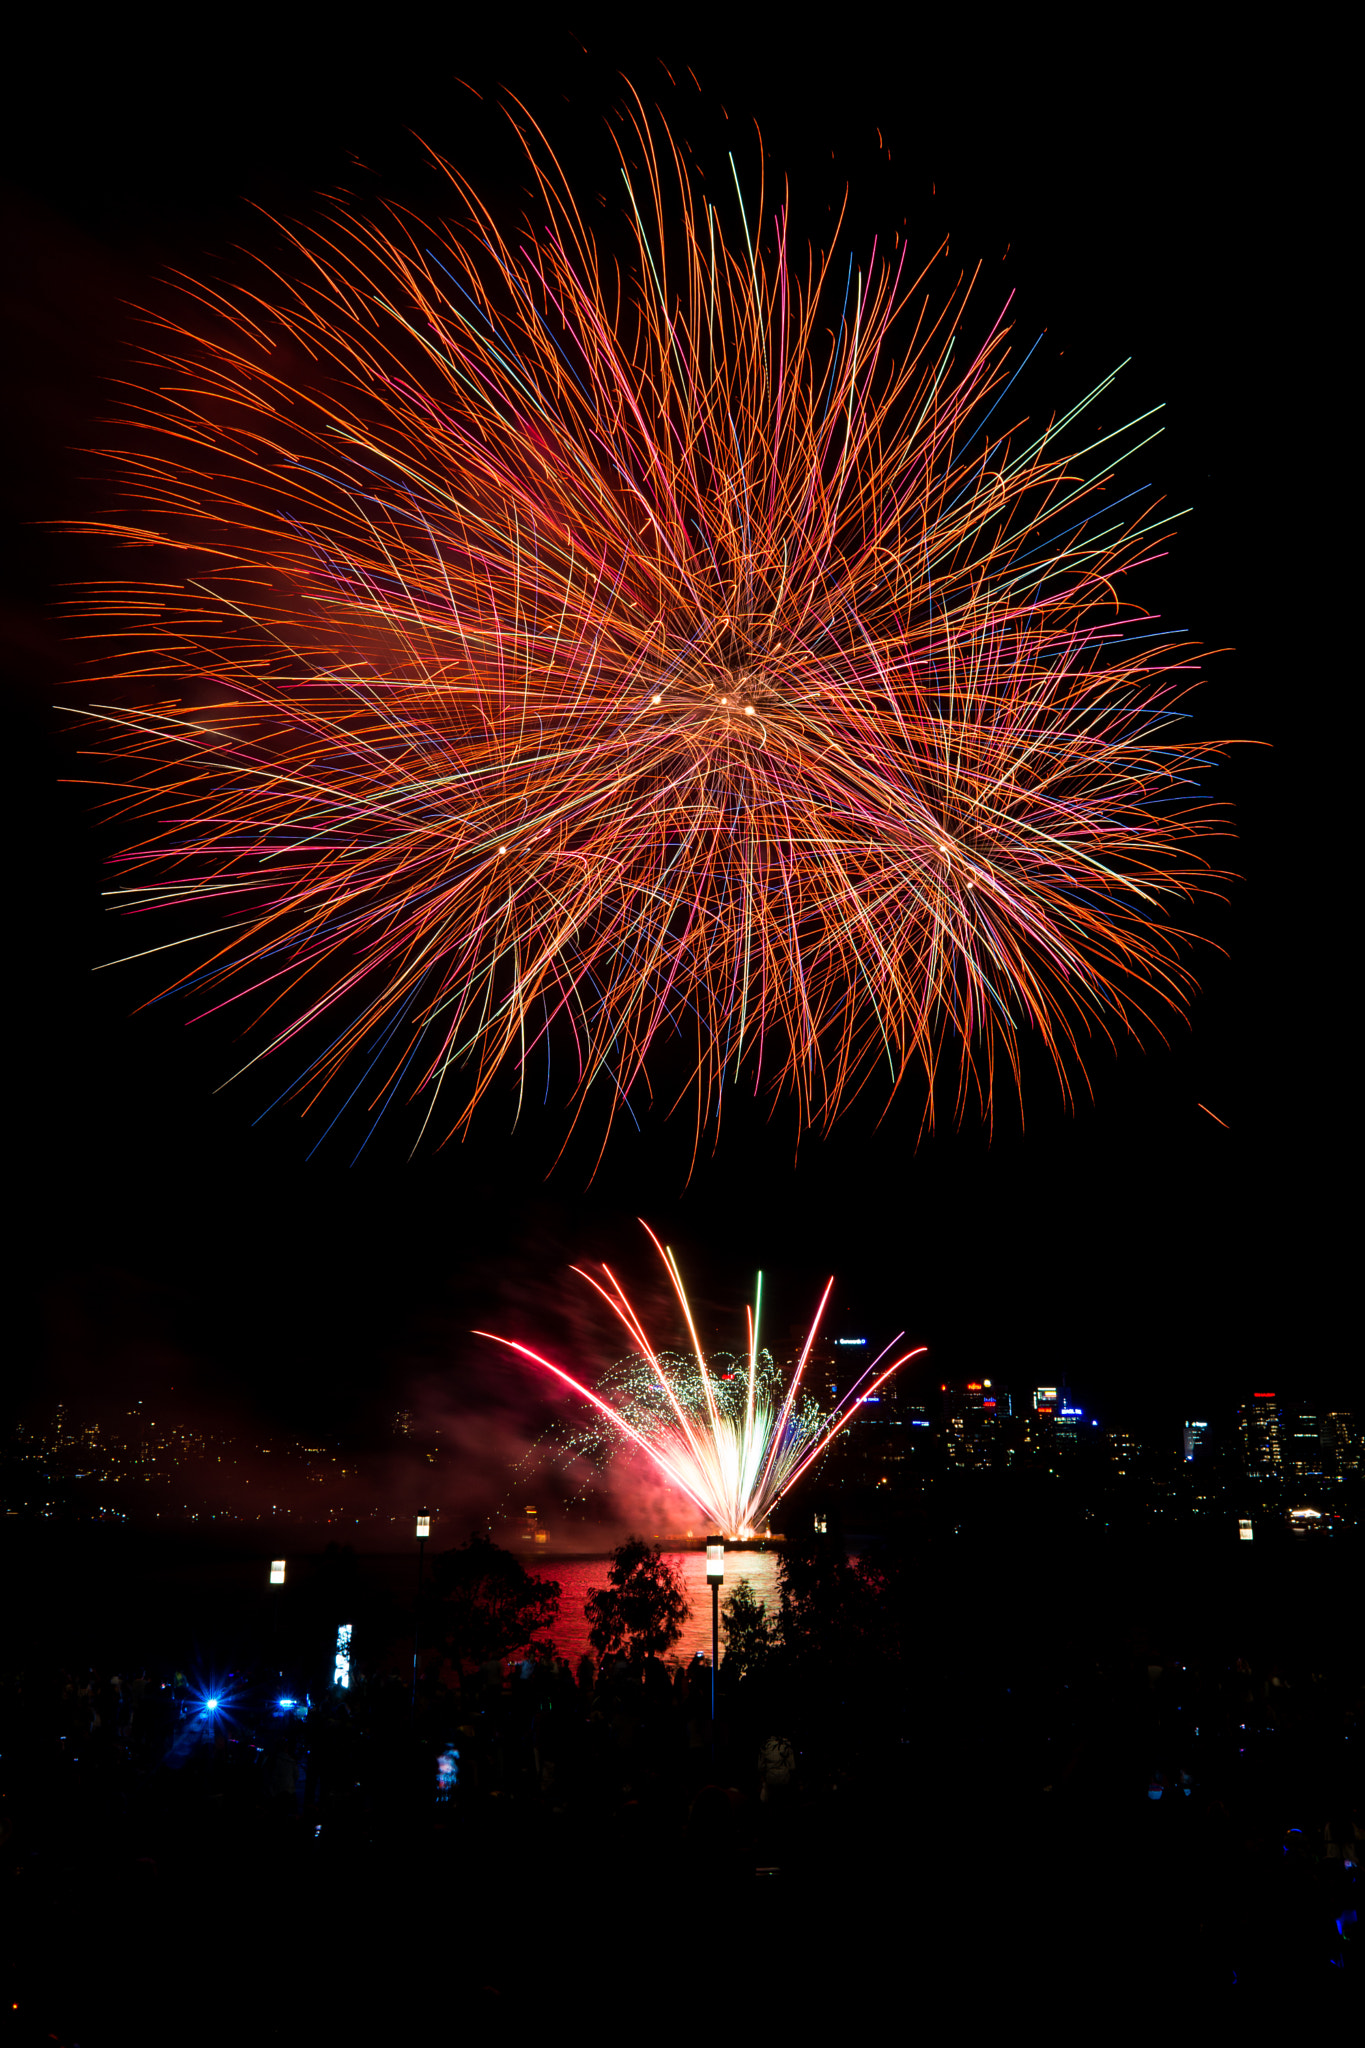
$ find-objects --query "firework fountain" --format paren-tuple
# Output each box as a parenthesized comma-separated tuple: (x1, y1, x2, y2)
(476, 1225, 925, 1537)
(73, 93, 1223, 1160)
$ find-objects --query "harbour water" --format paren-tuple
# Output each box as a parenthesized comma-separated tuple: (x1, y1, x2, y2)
(522, 1547, 782, 1663)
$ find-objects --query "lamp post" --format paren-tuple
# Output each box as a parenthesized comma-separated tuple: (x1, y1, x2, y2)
(411, 1513, 431, 1720)
(706, 1538, 724, 1754)
(268, 1559, 285, 1674)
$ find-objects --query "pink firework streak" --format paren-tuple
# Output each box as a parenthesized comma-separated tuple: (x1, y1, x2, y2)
(476, 1225, 925, 1536)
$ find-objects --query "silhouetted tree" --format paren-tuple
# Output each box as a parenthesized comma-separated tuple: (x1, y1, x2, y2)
(720, 1577, 775, 1680)
(584, 1538, 690, 1660)
(776, 1534, 888, 1666)
(429, 1533, 560, 1667)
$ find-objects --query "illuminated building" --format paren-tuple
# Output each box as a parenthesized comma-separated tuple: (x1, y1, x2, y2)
(1106, 1429, 1139, 1476)
(1286, 1408, 1324, 1480)
(1055, 1396, 1085, 1456)
(1322, 1412, 1360, 1478)
(941, 1379, 1010, 1470)
(818, 1342, 911, 1489)
(900, 1401, 935, 1467)
(1183, 1420, 1210, 1463)
(1239, 1393, 1284, 1478)
(1177, 1420, 1222, 1516)
(1024, 1385, 1079, 1472)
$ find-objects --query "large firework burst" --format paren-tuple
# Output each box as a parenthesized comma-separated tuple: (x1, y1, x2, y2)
(478, 1225, 924, 1538)
(73, 93, 1221, 1158)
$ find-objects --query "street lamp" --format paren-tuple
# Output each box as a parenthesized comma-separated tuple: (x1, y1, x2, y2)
(706, 1539, 724, 1740)
(268, 1560, 286, 1673)
(411, 1511, 431, 1719)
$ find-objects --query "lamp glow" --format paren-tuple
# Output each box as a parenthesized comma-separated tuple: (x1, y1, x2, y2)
(706, 1539, 725, 1584)
(269, 1559, 286, 1585)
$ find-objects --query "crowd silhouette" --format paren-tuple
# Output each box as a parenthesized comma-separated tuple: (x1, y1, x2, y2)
(1, 1528, 1360, 2041)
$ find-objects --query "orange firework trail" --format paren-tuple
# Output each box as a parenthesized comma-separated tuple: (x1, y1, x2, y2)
(71, 93, 1224, 1160)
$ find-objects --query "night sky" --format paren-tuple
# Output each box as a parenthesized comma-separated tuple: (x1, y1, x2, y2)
(6, 17, 1345, 1463)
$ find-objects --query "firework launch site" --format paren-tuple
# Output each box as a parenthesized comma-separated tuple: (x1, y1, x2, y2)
(2, 1490, 1360, 2042)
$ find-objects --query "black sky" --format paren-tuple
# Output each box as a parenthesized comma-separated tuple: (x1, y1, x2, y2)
(6, 15, 1348, 1447)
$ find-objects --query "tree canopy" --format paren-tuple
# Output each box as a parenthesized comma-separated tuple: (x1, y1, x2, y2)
(584, 1538, 690, 1661)
(720, 1576, 775, 1680)
(428, 1533, 560, 1667)
(775, 1535, 891, 1668)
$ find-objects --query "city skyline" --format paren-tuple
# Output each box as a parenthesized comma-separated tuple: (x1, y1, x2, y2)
(8, 1378, 1358, 1542)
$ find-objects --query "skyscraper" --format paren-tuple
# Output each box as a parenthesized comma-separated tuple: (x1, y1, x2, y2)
(819, 1338, 909, 1488)
(1239, 1393, 1284, 1478)
(1286, 1408, 1324, 1479)
(941, 1379, 1010, 1470)
(1182, 1420, 1210, 1463)
(1322, 1412, 1360, 1478)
